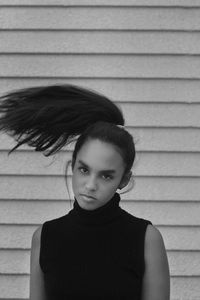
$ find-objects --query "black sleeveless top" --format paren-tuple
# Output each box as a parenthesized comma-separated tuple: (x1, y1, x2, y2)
(39, 193, 152, 300)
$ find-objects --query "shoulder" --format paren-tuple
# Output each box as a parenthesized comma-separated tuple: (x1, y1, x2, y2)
(30, 226, 47, 299)
(144, 225, 170, 284)
(120, 208, 152, 228)
(31, 225, 43, 249)
(31, 219, 59, 248)
(35, 215, 69, 248)
(30, 226, 43, 268)
(117, 209, 152, 243)
(144, 225, 166, 254)
(142, 225, 170, 299)
(145, 224, 163, 241)
(36, 215, 68, 235)
(32, 225, 42, 243)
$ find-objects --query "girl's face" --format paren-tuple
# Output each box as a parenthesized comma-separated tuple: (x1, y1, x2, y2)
(72, 139, 126, 210)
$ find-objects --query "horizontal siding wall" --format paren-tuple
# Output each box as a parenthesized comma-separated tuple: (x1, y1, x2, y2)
(0, 1, 199, 300)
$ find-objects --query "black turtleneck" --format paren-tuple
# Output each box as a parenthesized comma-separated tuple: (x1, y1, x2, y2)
(40, 193, 152, 300)
(69, 192, 121, 226)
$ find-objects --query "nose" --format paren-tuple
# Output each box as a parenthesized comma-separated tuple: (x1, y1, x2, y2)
(85, 175, 97, 191)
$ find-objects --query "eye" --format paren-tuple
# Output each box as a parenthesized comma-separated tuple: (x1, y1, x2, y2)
(78, 167, 88, 174)
(102, 174, 113, 180)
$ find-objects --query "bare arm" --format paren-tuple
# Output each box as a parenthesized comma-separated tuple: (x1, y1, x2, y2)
(141, 225, 170, 300)
(29, 225, 47, 300)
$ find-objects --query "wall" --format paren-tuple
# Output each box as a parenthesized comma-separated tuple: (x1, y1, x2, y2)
(0, 1, 200, 299)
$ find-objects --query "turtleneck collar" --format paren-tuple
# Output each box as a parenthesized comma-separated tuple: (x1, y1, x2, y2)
(68, 193, 121, 226)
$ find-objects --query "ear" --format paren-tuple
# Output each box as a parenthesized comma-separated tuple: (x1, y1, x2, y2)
(118, 171, 132, 190)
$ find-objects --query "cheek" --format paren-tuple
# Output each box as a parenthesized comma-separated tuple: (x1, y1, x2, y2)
(101, 180, 120, 194)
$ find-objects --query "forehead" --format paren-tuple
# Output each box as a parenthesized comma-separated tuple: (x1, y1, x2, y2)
(76, 139, 125, 172)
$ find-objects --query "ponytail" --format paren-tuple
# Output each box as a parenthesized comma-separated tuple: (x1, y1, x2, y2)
(0, 84, 124, 156)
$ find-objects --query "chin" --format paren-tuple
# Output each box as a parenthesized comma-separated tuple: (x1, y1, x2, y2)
(76, 196, 96, 210)
(81, 201, 99, 211)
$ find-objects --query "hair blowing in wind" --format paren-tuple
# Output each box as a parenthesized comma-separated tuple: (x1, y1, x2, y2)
(0, 84, 124, 156)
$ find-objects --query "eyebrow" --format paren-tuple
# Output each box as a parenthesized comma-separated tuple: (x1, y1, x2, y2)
(78, 159, 116, 173)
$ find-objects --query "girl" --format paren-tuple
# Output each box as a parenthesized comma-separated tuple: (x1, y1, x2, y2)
(0, 84, 170, 300)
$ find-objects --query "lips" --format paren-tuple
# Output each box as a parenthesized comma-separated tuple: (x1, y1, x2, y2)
(80, 194, 96, 200)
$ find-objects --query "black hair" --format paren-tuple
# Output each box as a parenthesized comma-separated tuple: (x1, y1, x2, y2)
(71, 121, 135, 175)
(0, 84, 135, 173)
